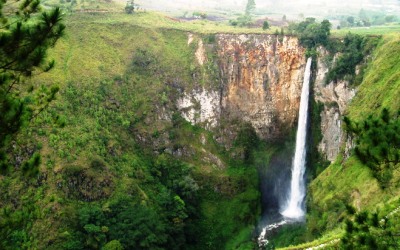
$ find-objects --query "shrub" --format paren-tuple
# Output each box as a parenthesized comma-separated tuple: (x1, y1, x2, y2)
(344, 108, 400, 189)
(292, 18, 331, 49)
(262, 20, 270, 30)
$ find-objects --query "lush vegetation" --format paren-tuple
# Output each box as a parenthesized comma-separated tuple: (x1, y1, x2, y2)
(304, 33, 400, 249)
(344, 109, 400, 189)
(1, 0, 400, 248)
(326, 33, 380, 84)
(307, 100, 330, 180)
(288, 18, 331, 49)
(0, 9, 267, 249)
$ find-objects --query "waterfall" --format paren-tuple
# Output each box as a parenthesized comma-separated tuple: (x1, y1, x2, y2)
(281, 57, 312, 219)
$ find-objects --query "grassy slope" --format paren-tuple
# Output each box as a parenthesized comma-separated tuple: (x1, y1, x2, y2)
(332, 24, 400, 37)
(0, 11, 274, 249)
(295, 33, 400, 249)
(347, 33, 400, 119)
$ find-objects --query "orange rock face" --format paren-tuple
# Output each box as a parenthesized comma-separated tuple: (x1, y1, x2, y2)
(216, 34, 306, 139)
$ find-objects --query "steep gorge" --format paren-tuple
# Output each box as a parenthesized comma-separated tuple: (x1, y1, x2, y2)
(313, 49, 356, 162)
(178, 34, 353, 161)
(179, 34, 307, 140)
(0, 14, 369, 249)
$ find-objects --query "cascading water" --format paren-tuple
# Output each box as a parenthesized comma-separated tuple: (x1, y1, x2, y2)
(281, 57, 312, 219)
(258, 58, 312, 247)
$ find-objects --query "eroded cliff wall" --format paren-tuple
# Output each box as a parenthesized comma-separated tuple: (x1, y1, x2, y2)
(178, 34, 307, 140)
(177, 34, 356, 161)
(314, 48, 356, 162)
(217, 34, 306, 139)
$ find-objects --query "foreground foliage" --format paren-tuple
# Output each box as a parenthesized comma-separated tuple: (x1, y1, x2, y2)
(304, 33, 400, 249)
(344, 108, 400, 189)
(0, 0, 64, 174)
(342, 203, 400, 249)
(0, 13, 262, 249)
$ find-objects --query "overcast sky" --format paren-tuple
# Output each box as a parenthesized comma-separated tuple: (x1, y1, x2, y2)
(136, 0, 400, 18)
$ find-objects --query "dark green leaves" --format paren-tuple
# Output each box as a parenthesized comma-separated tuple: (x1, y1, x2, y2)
(290, 18, 331, 49)
(0, 0, 64, 176)
(345, 108, 400, 188)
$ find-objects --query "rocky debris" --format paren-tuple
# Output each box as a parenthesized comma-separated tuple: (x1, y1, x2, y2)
(202, 150, 225, 170)
(195, 39, 207, 66)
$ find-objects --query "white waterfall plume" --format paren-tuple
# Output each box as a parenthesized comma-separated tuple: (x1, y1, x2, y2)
(281, 57, 312, 219)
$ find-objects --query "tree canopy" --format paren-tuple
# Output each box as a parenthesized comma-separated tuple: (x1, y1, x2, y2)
(289, 18, 331, 49)
(344, 108, 400, 189)
(0, 0, 64, 173)
(245, 0, 256, 16)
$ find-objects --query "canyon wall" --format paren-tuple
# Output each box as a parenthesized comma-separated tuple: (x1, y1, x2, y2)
(178, 34, 355, 161)
(178, 34, 307, 140)
(217, 34, 306, 139)
(313, 48, 356, 162)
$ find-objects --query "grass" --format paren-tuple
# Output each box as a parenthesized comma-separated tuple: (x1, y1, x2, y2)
(332, 24, 400, 37)
(6, 9, 271, 249)
(64, 11, 281, 34)
(41, 0, 281, 35)
(346, 33, 400, 120)
(277, 228, 343, 250)
(6, 5, 400, 249)
(298, 32, 400, 249)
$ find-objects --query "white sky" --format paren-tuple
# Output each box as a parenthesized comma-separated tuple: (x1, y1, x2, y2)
(136, 0, 400, 18)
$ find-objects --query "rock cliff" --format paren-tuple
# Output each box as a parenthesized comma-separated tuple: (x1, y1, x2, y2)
(178, 34, 307, 140)
(178, 34, 355, 161)
(217, 34, 306, 139)
(314, 48, 356, 162)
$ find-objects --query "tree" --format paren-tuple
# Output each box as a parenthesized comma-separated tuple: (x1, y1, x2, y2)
(230, 0, 256, 27)
(347, 16, 355, 26)
(342, 208, 399, 249)
(293, 18, 331, 49)
(125, 0, 135, 14)
(107, 200, 168, 249)
(0, 0, 64, 174)
(344, 108, 400, 189)
(234, 123, 259, 163)
(245, 0, 256, 16)
(263, 20, 270, 30)
(359, 9, 370, 25)
(102, 240, 124, 250)
(326, 33, 364, 83)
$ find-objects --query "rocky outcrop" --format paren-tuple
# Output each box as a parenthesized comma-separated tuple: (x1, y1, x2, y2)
(314, 48, 356, 162)
(177, 88, 220, 129)
(217, 34, 306, 139)
(178, 34, 307, 140)
(178, 35, 356, 159)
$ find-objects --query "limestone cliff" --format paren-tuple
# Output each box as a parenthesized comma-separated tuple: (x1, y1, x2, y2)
(217, 34, 306, 139)
(178, 34, 307, 140)
(177, 34, 356, 160)
(314, 48, 356, 162)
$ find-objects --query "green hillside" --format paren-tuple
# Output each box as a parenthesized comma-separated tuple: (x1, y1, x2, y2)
(1, 1, 400, 249)
(0, 11, 272, 250)
(304, 33, 400, 249)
